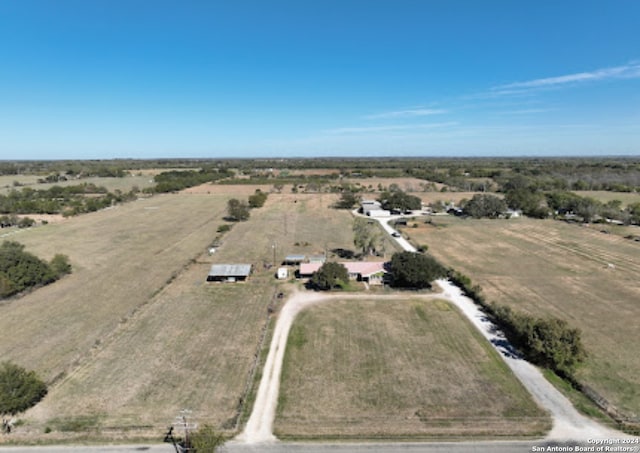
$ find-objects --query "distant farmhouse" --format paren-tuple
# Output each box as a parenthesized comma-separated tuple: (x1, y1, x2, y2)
(207, 264, 252, 282)
(299, 261, 387, 285)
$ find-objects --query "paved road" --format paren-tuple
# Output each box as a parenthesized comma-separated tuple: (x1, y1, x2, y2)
(2, 439, 639, 453)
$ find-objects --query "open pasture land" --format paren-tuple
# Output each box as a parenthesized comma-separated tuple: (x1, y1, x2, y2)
(276, 298, 549, 440)
(0, 174, 155, 195)
(406, 216, 640, 420)
(573, 190, 640, 207)
(0, 189, 357, 440)
(0, 174, 42, 192)
(417, 191, 493, 206)
(182, 182, 274, 196)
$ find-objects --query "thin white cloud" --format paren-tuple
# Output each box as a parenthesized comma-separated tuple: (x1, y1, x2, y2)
(363, 108, 446, 119)
(497, 108, 552, 115)
(493, 61, 640, 91)
(324, 121, 458, 135)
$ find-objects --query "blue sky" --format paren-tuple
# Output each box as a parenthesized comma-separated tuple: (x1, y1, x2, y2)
(1, 1, 639, 159)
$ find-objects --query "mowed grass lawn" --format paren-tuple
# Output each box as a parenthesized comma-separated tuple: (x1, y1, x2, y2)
(276, 298, 549, 440)
(0, 188, 356, 440)
(406, 216, 640, 420)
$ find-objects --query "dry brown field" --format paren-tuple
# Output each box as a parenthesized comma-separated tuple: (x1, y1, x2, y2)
(403, 216, 640, 420)
(182, 182, 273, 196)
(0, 189, 356, 441)
(276, 298, 549, 439)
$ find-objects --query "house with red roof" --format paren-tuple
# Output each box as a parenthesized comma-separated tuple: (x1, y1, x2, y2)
(299, 261, 387, 285)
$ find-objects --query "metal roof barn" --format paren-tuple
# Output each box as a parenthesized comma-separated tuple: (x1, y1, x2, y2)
(207, 264, 252, 282)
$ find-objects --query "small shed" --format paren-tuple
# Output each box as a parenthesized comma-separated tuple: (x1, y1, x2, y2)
(277, 267, 288, 279)
(207, 264, 252, 282)
(283, 254, 306, 265)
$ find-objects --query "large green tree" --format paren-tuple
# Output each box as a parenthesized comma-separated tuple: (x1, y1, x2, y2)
(463, 194, 507, 219)
(226, 198, 250, 221)
(352, 218, 380, 256)
(0, 362, 47, 416)
(310, 262, 349, 290)
(334, 191, 360, 209)
(379, 190, 422, 212)
(389, 251, 446, 289)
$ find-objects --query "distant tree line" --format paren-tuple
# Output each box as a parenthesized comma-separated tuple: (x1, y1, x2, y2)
(152, 166, 233, 193)
(0, 184, 137, 217)
(0, 241, 71, 298)
(501, 175, 640, 224)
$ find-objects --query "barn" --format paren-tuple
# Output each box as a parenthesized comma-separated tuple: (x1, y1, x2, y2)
(207, 264, 252, 282)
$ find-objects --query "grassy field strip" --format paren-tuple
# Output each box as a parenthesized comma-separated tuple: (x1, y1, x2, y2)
(0, 175, 156, 195)
(275, 295, 549, 439)
(408, 216, 640, 420)
(503, 222, 640, 273)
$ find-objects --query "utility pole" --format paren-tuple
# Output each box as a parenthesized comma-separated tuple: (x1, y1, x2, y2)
(169, 409, 197, 453)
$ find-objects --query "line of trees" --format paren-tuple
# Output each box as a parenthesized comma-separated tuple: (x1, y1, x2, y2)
(0, 184, 137, 217)
(152, 166, 233, 193)
(0, 241, 71, 298)
(449, 270, 586, 376)
(502, 179, 640, 224)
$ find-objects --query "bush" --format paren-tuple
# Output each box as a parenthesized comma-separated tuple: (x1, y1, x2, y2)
(0, 362, 47, 416)
(50, 254, 72, 277)
(0, 242, 71, 298)
(248, 189, 268, 208)
(190, 424, 226, 452)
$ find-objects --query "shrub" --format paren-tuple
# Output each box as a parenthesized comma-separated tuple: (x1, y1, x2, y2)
(0, 362, 47, 416)
(248, 189, 268, 208)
